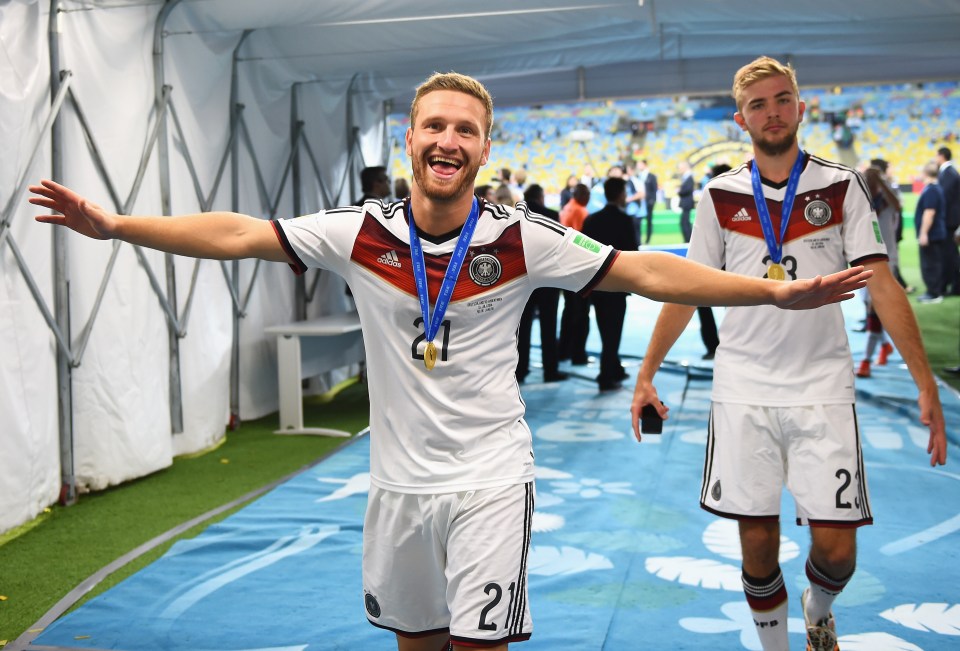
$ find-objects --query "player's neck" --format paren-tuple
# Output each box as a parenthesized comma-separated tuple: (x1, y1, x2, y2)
(409, 192, 474, 237)
(753, 143, 802, 184)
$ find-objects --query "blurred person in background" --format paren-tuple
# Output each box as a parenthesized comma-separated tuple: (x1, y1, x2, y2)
(474, 184, 496, 203)
(635, 158, 658, 245)
(559, 173, 578, 208)
(916, 161, 948, 304)
(558, 183, 593, 364)
(677, 159, 696, 242)
(517, 184, 567, 383)
(494, 183, 517, 207)
(393, 177, 411, 200)
(355, 166, 392, 205)
(854, 163, 903, 377)
(936, 146, 960, 295)
(581, 177, 639, 390)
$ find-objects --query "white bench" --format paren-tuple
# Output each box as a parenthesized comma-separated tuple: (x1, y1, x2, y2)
(265, 312, 365, 436)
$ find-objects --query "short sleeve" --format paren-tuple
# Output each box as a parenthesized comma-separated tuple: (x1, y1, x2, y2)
(273, 209, 364, 277)
(519, 210, 617, 294)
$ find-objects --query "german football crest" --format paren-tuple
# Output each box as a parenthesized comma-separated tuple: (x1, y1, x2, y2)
(804, 199, 831, 226)
(469, 254, 502, 287)
(364, 592, 381, 618)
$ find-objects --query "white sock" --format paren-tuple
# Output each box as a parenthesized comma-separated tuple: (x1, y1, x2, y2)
(743, 568, 790, 651)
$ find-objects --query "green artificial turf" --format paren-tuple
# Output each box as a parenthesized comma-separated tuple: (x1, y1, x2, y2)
(0, 380, 369, 647)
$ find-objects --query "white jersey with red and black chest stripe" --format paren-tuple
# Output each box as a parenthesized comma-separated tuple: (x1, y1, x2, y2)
(273, 199, 617, 493)
(690, 153, 888, 406)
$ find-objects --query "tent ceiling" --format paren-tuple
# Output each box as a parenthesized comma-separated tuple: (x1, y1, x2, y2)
(161, 0, 960, 107)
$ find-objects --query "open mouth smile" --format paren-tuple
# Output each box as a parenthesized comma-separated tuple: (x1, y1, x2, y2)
(429, 155, 463, 179)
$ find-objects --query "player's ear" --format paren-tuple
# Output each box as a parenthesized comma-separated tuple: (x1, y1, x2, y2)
(798, 100, 806, 124)
(733, 112, 747, 131)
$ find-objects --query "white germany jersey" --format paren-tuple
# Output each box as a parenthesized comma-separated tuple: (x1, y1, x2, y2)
(689, 154, 888, 406)
(274, 199, 617, 493)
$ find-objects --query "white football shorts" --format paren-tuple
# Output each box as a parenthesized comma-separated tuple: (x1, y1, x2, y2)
(362, 481, 534, 646)
(700, 402, 873, 526)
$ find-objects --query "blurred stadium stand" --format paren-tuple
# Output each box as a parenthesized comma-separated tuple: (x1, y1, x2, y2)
(389, 81, 960, 208)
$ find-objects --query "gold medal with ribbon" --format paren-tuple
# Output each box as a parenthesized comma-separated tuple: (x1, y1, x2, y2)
(424, 341, 438, 371)
(408, 197, 481, 372)
(751, 150, 805, 284)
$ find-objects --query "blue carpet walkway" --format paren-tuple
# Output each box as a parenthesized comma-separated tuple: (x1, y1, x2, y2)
(26, 294, 960, 651)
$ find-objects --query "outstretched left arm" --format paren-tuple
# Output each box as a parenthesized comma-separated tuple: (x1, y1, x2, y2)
(596, 250, 872, 310)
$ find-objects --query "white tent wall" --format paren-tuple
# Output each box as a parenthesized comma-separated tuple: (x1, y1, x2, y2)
(0, 0, 391, 535)
(0, 0, 60, 534)
(56, 2, 174, 491)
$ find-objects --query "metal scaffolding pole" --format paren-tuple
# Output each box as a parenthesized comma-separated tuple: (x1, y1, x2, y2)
(49, 0, 76, 505)
(227, 30, 252, 429)
(381, 99, 392, 170)
(292, 83, 306, 320)
(153, 0, 185, 434)
(346, 73, 361, 203)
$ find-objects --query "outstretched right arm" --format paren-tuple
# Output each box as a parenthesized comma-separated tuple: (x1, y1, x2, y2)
(30, 179, 288, 263)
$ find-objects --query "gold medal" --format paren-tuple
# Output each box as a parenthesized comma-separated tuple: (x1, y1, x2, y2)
(767, 263, 786, 281)
(424, 341, 438, 371)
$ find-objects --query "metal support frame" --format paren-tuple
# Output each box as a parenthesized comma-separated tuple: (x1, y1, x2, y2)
(49, 0, 75, 505)
(292, 83, 306, 321)
(227, 30, 251, 429)
(6, 1, 393, 506)
(154, 0, 185, 434)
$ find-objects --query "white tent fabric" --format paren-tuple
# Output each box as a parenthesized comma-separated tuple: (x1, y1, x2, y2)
(1, 0, 60, 534)
(2, 0, 959, 534)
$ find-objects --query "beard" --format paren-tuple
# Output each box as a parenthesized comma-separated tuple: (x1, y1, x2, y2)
(411, 151, 481, 203)
(752, 123, 799, 157)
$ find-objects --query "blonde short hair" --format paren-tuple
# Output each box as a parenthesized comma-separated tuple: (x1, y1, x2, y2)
(410, 72, 494, 139)
(732, 56, 800, 111)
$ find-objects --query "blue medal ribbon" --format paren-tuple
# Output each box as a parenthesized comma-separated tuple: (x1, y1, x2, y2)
(407, 196, 480, 350)
(750, 149, 805, 266)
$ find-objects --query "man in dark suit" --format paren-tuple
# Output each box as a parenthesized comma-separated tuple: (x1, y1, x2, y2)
(677, 160, 696, 243)
(516, 184, 567, 383)
(936, 147, 960, 294)
(354, 166, 391, 205)
(637, 159, 658, 244)
(581, 177, 639, 391)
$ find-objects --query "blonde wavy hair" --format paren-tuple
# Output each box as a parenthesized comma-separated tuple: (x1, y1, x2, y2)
(732, 56, 800, 111)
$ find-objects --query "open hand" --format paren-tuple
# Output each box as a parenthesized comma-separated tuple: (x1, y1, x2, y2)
(29, 179, 117, 240)
(774, 265, 873, 310)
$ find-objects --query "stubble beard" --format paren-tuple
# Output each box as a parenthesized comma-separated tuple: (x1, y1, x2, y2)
(411, 153, 480, 204)
(753, 124, 799, 157)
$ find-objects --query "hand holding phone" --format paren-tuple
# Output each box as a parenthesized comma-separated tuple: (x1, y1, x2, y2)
(640, 402, 664, 434)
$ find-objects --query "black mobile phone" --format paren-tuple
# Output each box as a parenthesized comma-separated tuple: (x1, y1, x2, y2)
(641, 403, 663, 434)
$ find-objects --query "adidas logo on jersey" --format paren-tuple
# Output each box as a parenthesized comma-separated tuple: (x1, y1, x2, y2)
(377, 250, 402, 268)
(731, 208, 751, 222)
